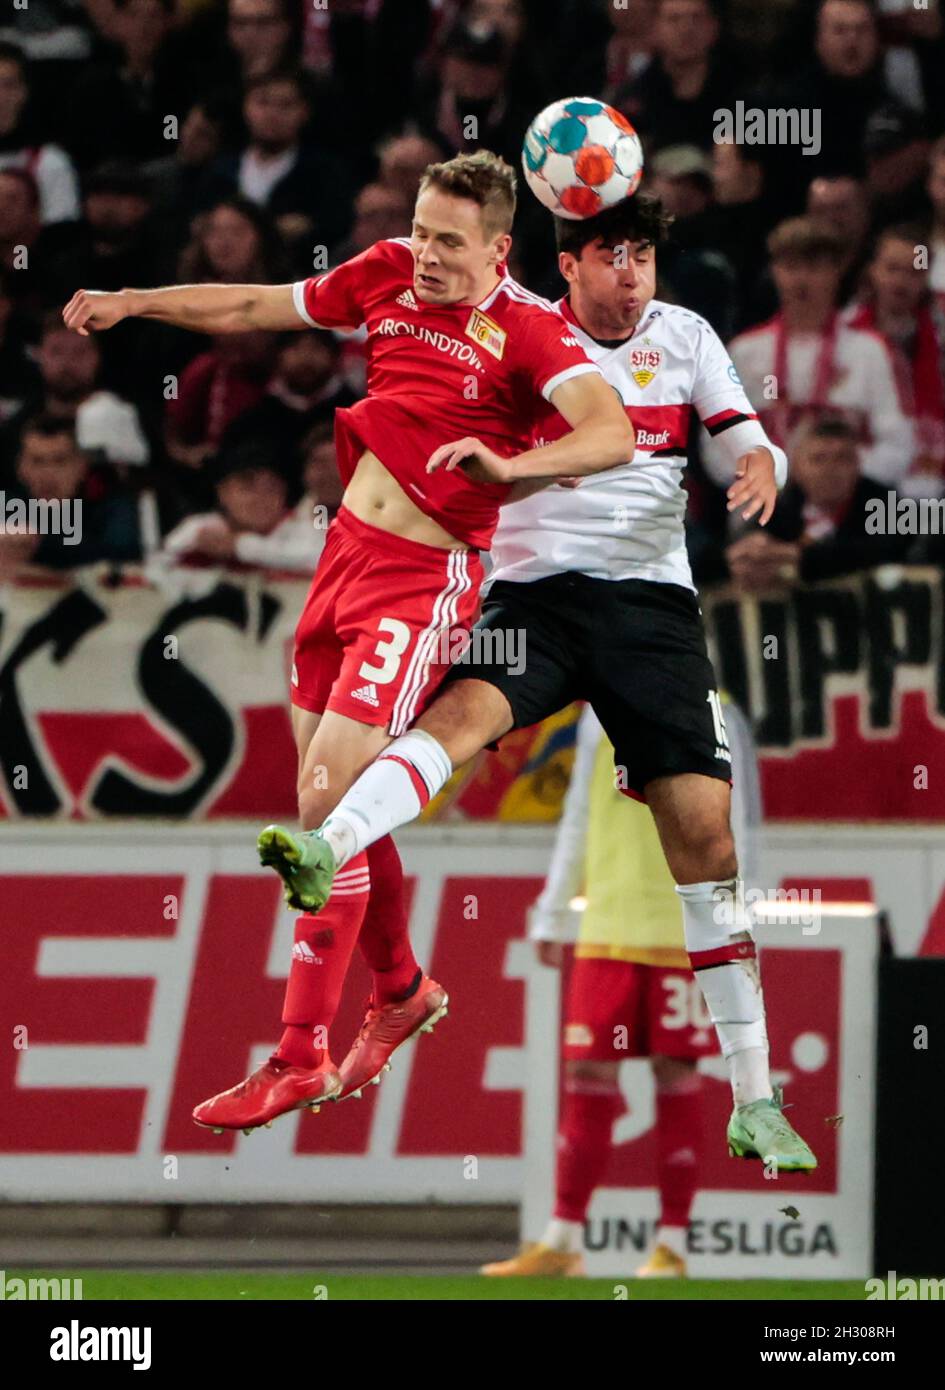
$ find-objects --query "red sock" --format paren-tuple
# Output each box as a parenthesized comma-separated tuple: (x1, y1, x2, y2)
(553, 1075, 622, 1224)
(655, 1078, 702, 1228)
(358, 836, 420, 1004)
(274, 852, 370, 1069)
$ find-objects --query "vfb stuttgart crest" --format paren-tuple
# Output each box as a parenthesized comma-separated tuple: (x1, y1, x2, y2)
(630, 340, 662, 388)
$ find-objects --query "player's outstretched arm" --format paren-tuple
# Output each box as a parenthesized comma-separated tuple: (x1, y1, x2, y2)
(511, 372, 634, 479)
(62, 283, 304, 336)
(427, 373, 634, 483)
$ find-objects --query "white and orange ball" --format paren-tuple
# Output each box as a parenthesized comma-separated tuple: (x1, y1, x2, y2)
(522, 96, 644, 219)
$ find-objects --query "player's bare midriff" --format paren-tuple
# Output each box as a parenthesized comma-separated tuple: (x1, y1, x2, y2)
(341, 450, 471, 551)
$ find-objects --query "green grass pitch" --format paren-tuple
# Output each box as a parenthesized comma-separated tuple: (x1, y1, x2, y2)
(15, 1271, 869, 1301)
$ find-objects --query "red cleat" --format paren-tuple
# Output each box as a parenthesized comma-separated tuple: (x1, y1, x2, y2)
(337, 977, 448, 1100)
(192, 1057, 342, 1134)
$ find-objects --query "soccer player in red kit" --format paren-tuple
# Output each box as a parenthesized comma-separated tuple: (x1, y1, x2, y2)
(63, 151, 634, 1132)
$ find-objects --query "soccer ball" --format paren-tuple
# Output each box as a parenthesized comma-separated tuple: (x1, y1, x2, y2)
(521, 96, 644, 220)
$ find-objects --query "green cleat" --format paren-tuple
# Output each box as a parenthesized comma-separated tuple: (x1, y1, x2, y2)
(257, 825, 337, 912)
(727, 1086, 818, 1172)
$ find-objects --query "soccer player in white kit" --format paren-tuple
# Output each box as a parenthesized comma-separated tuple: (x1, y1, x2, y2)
(286, 194, 817, 1171)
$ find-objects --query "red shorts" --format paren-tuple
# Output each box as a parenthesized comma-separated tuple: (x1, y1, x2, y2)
(562, 956, 718, 1061)
(291, 507, 483, 734)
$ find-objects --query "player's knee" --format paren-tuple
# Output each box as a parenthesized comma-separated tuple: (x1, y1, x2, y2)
(297, 781, 330, 832)
(669, 825, 737, 885)
(415, 680, 512, 766)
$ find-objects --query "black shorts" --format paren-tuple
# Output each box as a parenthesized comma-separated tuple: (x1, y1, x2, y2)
(447, 573, 732, 798)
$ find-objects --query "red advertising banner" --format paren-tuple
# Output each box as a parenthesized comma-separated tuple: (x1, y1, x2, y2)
(1, 567, 944, 822)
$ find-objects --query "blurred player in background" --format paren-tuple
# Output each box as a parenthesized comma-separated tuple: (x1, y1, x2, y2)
(62, 149, 634, 1133)
(299, 193, 817, 1172)
(483, 694, 760, 1279)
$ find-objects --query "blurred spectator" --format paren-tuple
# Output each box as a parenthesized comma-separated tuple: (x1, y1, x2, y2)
(648, 145, 738, 337)
(0, 168, 49, 317)
(806, 174, 871, 301)
(222, 330, 358, 463)
(177, 197, 289, 285)
(0, 43, 80, 224)
(0, 0, 91, 62)
(462, 0, 548, 111)
(416, 20, 530, 165)
(299, 418, 345, 519)
(599, 0, 657, 104)
(225, 0, 299, 83)
(762, 0, 893, 205)
(43, 162, 162, 304)
(725, 416, 911, 588)
(710, 217, 916, 494)
(876, 0, 945, 127)
(4, 313, 151, 470)
(844, 222, 945, 487)
(618, 0, 733, 154)
(0, 266, 41, 423)
(66, 0, 198, 170)
(158, 437, 321, 573)
(164, 329, 276, 473)
(0, 414, 142, 576)
(376, 132, 444, 204)
(710, 142, 777, 293)
(197, 70, 352, 257)
(863, 101, 932, 227)
(149, 96, 230, 234)
(332, 182, 413, 261)
(931, 135, 945, 295)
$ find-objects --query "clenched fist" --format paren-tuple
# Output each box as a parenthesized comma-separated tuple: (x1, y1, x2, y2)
(61, 289, 131, 336)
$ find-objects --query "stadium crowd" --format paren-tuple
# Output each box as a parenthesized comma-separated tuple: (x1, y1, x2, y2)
(1, 0, 944, 587)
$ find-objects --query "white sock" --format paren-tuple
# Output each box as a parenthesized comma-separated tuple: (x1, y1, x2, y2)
(540, 1217, 582, 1254)
(675, 879, 773, 1107)
(319, 730, 453, 867)
(655, 1224, 687, 1258)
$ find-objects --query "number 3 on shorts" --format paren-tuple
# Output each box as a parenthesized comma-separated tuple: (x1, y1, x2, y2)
(359, 617, 411, 684)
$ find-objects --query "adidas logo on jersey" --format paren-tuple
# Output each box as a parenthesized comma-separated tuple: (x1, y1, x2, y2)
(291, 941, 323, 965)
(351, 682, 380, 707)
(395, 288, 419, 310)
(561, 335, 580, 347)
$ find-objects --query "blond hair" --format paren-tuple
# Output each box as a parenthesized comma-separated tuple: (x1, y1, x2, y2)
(420, 149, 517, 237)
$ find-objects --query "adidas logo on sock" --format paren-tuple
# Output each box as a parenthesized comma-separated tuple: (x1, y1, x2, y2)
(351, 683, 380, 707)
(395, 288, 419, 310)
(291, 941, 323, 965)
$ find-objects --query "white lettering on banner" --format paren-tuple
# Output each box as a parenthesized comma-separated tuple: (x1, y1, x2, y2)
(2, 569, 945, 823)
(376, 318, 487, 373)
(0, 825, 933, 1219)
(522, 911, 879, 1278)
(0, 833, 550, 1203)
(635, 429, 672, 448)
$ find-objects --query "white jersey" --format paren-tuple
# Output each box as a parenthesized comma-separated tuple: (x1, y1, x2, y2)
(488, 297, 787, 592)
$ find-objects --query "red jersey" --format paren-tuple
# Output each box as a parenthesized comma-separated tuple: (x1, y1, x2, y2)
(293, 238, 600, 548)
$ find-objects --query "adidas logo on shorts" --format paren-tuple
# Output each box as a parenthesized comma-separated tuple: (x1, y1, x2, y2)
(351, 682, 380, 707)
(395, 289, 419, 310)
(291, 941, 322, 965)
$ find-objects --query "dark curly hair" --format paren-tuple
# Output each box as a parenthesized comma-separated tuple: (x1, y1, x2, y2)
(553, 193, 674, 258)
